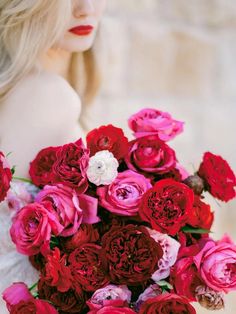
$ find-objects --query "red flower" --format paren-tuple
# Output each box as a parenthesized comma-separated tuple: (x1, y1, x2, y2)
(29, 146, 59, 187)
(0, 151, 12, 202)
(86, 124, 129, 160)
(125, 135, 176, 174)
(68, 244, 109, 292)
(52, 139, 89, 193)
(198, 152, 236, 202)
(101, 224, 163, 285)
(187, 195, 214, 230)
(10, 299, 58, 314)
(88, 306, 136, 314)
(139, 293, 196, 314)
(139, 179, 194, 236)
(43, 248, 72, 292)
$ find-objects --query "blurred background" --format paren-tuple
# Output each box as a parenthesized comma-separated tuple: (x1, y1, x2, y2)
(84, 1, 236, 312)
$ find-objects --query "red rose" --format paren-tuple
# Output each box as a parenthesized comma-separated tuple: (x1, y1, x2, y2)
(38, 279, 85, 313)
(0, 151, 12, 202)
(101, 224, 163, 285)
(29, 146, 59, 187)
(10, 299, 58, 314)
(86, 124, 129, 160)
(139, 293, 196, 314)
(68, 243, 109, 292)
(88, 306, 136, 314)
(125, 135, 176, 174)
(52, 139, 89, 193)
(61, 224, 99, 252)
(43, 248, 72, 292)
(139, 179, 194, 236)
(187, 195, 214, 230)
(198, 152, 236, 202)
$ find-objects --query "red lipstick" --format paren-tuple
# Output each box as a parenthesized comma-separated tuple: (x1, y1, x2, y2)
(69, 25, 94, 36)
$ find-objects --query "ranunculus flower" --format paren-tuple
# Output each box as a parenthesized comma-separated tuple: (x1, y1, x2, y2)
(97, 170, 152, 216)
(61, 223, 99, 252)
(69, 243, 109, 292)
(139, 179, 194, 236)
(10, 202, 63, 255)
(101, 224, 163, 285)
(187, 195, 214, 230)
(194, 236, 236, 292)
(86, 150, 119, 186)
(38, 279, 85, 313)
(198, 152, 236, 202)
(87, 284, 131, 310)
(35, 184, 99, 237)
(86, 124, 129, 161)
(52, 139, 89, 193)
(135, 284, 162, 311)
(125, 135, 176, 174)
(88, 306, 136, 314)
(10, 299, 58, 314)
(0, 151, 12, 202)
(43, 248, 72, 292)
(29, 146, 59, 187)
(146, 228, 180, 282)
(128, 108, 184, 141)
(139, 293, 196, 314)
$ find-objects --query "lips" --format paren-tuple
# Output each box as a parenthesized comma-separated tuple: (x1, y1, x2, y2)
(69, 25, 94, 36)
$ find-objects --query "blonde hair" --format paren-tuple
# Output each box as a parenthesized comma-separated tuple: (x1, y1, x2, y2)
(0, 0, 101, 111)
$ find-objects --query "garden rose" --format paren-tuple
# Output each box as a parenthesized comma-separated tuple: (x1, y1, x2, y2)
(29, 146, 59, 187)
(88, 306, 136, 314)
(125, 135, 176, 174)
(0, 151, 12, 202)
(86, 124, 129, 160)
(135, 284, 162, 311)
(97, 170, 152, 216)
(53, 139, 89, 193)
(3, 282, 32, 311)
(10, 202, 63, 255)
(198, 152, 236, 202)
(101, 224, 163, 285)
(139, 293, 196, 314)
(128, 108, 184, 141)
(10, 299, 58, 314)
(194, 236, 236, 292)
(139, 179, 194, 236)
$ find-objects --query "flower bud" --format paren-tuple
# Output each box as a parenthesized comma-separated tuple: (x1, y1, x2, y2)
(195, 285, 225, 310)
(183, 174, 204, 195)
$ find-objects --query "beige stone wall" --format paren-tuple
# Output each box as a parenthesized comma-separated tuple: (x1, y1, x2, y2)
(84, 2, 236, 312)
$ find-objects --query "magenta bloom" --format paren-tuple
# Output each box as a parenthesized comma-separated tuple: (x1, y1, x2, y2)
(3, 282, 32, 311)
(128, 108, 184, 141)
(0, 151, 12, 202)
(97, 170, 152, 216)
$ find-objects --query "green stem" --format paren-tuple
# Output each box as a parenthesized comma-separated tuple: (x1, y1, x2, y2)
(13, 176, 32, 184)
(29, 282, 38, 292)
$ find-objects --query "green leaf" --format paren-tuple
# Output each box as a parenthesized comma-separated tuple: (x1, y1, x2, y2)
(11, 165, 16, 175)
(156, 280, 173, 290)
(182, 226, 211, 234)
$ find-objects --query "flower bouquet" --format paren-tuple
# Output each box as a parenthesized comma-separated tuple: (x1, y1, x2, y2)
(1, 108, 236, 314)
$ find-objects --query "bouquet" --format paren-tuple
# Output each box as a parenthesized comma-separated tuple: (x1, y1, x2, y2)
(1, 108, 236, 314)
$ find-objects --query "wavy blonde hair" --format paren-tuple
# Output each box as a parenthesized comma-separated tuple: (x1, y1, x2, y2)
(0, 0, 101, 112)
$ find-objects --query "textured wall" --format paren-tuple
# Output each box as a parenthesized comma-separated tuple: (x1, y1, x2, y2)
(85, 2, 236, 312)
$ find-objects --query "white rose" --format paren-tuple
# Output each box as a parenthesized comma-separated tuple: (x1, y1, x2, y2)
(86, 150, 119, 186)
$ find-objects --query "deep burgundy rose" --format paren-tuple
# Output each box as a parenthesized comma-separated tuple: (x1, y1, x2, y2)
(125, 135, 176, 174)
(187, 195, 214, 230)
(101, 224, 163, 285)
(43, 248, 72, 292)
(68, 243, 109, 292)
(29, 146, 59, 187)
(139, 179, 194, 236)
(198, 152, 236, 202)
(88, 306, 136, 314)
(139, 293, 196, 314)
(86, 124, 129, 160)
(38, 279, 86, 313)
(52, 139, 89, 193)
(0, 151, 12, 202)
(61, 223, 99, 252)
(10, 299, 58, 314)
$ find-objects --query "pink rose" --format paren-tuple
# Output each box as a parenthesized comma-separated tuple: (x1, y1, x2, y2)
(0, 151, 12, 202)
(3, 282, 32, 311)
(128, 108, 184, 141)
(10, 202, 63, 255)
(97, 170, 152, 216)
(194, 236, 236, 292)
(88, 306, 136, 314)
(6, 182, 34, 213)
(87, 284, 131, 310)
(135, 284, 162, 311)
(125, 135, 176, 175)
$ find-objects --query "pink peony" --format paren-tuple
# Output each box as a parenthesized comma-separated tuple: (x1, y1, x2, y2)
(128, 108, 184, 141)
(97, 170, 152, 216)
(194, 236, 236, 292)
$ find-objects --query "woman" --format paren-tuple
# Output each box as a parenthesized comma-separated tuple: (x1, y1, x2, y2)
(0, 0, 107, 312)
